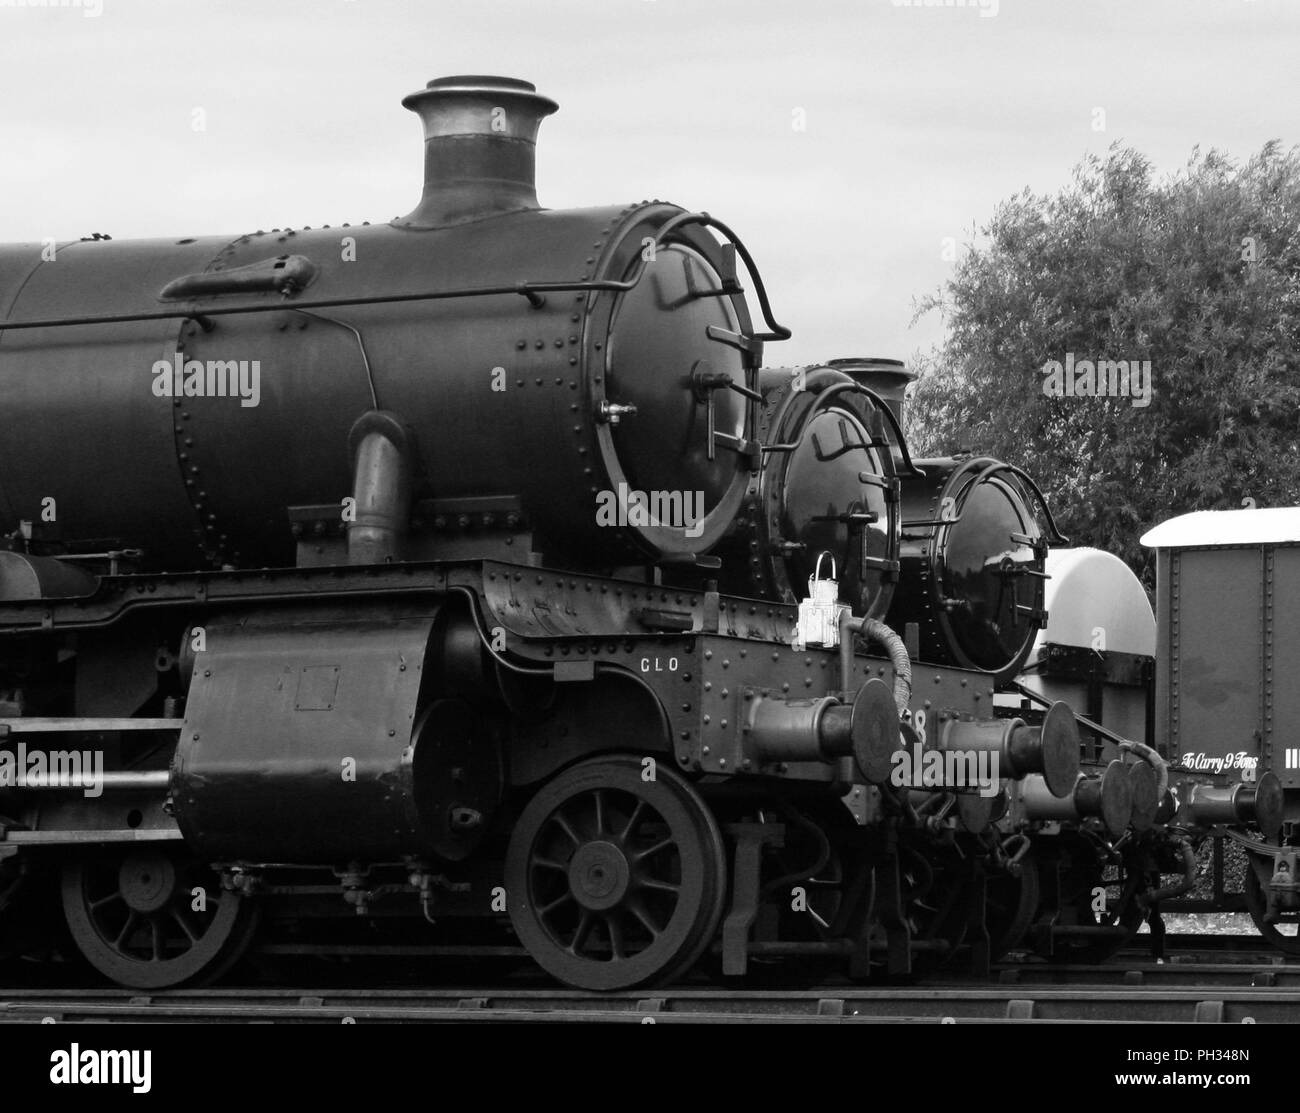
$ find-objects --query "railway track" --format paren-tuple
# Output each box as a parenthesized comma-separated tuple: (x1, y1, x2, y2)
(3, 932, 1297, 1023)
(1, 969, 1298, 1023)
(993, 962, 1300, 988)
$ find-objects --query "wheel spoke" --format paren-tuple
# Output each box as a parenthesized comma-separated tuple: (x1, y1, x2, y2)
(551, 811, 581, 847)
(149, 917, 163, 961)
(632, 837, 675, 864)
(538, 891, 576, 917)
(89, 891, 124, 913)
(627, 897, 662, 939)
(113, 912, 139, 949)
(169, 907, 200, 943)
(619, 800, 648, 842)
(606, 913, 626, 959)
(637, 877, 681, 896)
(592, 790, 606, 838)
(531, 856, 568, 873)
(568, 911, 595, 955)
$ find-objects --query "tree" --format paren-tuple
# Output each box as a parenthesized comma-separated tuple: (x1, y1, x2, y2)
(906, 142, 1300, 583)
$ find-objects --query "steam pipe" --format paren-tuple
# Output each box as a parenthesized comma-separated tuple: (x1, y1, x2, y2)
(1119, 738, 1169, 797)
(346, 411, 413, 565)
(840, 610, 911, 712)
(1139, 836, 1198, 908)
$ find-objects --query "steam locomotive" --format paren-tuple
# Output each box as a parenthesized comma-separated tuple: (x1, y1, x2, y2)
(0, 76, 1287, 991)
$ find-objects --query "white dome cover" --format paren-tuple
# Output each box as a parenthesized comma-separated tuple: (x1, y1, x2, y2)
(1031, 547, 1155, 657)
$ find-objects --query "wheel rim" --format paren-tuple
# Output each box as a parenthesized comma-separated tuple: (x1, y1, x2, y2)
(1244, 866, 1300, 956)
(861, 846, 971, 978)
(763, 807, 857, 985)
(985, 855, 1040, 960)
(1054, 860, 1143, 963)
(506, 756, 726, 990)
(62, 849, 259, 989)
(0, 854, 31, 961)
(904, 852, 977, 972)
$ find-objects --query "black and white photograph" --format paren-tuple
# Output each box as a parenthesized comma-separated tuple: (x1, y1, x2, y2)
(0, 0, 1297, 1088)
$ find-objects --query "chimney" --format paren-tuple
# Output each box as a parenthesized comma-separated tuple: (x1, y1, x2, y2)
(397, 75, 558, 229)
(826, 357, 918, 426)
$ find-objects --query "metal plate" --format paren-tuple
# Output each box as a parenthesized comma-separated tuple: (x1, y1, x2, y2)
(174, 601, 437, 860)
(1040, 702, 1082, 799)
(1098, 760, 1133, 837)
(1164, 548, 1261, 771)
(1127, 761, 1158, 831)
(849, 677, 901, 784)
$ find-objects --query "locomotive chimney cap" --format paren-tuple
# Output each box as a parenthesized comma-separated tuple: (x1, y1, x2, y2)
(400, 75, 558, 142)
(826, 357, 916, 384)
(398, 75, 559, 228)
(825, 358, 917, 422)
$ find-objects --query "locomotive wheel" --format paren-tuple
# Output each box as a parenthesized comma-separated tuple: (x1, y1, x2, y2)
(1243, 866, 1300, 957)
(733, 802, 855, 987)
(505, 756, 727, 991)
(1051, 861, 1144, 964)
(62, 848, 260, 989)
(899, 846, 972, 976)
(780, 814, 852, 942)
(0, 853, 32, 961)
(985, 854, 1040, 960)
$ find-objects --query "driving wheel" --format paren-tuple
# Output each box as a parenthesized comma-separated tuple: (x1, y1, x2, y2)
(62, 848, 259, 989)
(505, 755, 727, 990)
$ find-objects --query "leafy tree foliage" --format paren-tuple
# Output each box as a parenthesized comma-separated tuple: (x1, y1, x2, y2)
(906, 142, 1300, 583)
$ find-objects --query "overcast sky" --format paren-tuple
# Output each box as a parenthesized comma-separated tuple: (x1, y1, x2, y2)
(1, 0, 1296, 365)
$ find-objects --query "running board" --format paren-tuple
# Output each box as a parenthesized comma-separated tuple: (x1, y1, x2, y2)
(0, 718, 182, 736)
(1, 827, 183, 845)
